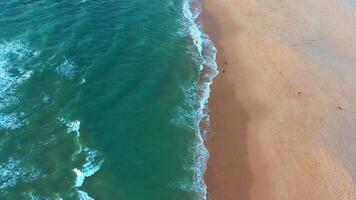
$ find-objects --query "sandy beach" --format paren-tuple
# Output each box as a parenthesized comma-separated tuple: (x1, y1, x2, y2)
(202, 0, 356, 199)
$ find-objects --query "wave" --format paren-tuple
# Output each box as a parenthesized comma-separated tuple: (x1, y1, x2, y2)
(59, 118, 103, 200)
(73, 148, 103, 200)
(181, 0, 219, 199)
(73, 148, 104, 188)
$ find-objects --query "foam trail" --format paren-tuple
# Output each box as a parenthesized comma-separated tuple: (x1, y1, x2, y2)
(182, 0, 219, 199)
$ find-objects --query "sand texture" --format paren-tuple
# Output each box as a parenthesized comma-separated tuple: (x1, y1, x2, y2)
(202, 0, 356, 199)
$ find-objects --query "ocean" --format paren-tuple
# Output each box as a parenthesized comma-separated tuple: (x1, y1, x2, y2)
(0, 0, 218, 199)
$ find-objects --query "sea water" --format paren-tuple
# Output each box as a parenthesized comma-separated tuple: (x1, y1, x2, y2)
(0, 0, 217, 199)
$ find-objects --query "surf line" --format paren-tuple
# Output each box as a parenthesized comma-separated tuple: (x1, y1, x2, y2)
(182, 0, 219, 199)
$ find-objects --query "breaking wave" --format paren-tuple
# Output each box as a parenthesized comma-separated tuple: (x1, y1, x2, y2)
(178, 0, 219, 199)
(59, 118, 103, 200)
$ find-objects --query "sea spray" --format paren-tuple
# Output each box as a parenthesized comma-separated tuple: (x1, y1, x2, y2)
(182, 0, 219, 199)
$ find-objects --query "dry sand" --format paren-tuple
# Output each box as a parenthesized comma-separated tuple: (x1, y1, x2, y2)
(202, 0, 356, 199)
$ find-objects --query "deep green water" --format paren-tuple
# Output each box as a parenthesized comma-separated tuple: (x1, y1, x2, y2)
(0, 0, 217, 199)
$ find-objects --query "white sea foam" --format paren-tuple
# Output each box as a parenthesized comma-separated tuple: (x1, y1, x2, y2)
(0, 68, 33, 110)
(73, 148, 103, 187)
(0, 158, 41, 190)
(56, 59, 77, 79)
(58, 118, 81, 137)
(0, 112, 26, 130)
(58, 118, 83, 155)
(58, 118, 103, 199)
(0, 41, 38, 130)
(73, 168, 85, 187)
(0, 41, 36, 60)
(77, 190, 94, 200)
(80, 78, 86, 84)
(42, 94, 50, 103)
(183, 1, 203, 53)
(171, 107, 195, 129)
(29, 195, 41, 200)
(28, 193, 63, 200)
(171, 84, 198, 129)
(28, 193, 42, 200)
(58, 117, 103, 199)
(73, 148, 103, 200)
(81, 148, 104, 177)
(181, 0, 219, 199)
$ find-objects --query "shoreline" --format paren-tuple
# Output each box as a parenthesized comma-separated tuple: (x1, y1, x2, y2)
(201, 0, 356, 199)
(200, 2, 273, 199)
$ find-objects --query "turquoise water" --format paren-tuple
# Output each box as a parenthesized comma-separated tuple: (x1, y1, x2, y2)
(0, 0, 218, 199)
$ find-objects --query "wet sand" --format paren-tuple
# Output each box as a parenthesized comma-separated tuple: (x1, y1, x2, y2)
(202, 0, 356, 199)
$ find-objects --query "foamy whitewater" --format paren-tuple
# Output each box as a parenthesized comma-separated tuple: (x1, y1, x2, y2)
(60, 118, 104, 200)
(0, 41, 38, 130)
(182, 0, 219, 199)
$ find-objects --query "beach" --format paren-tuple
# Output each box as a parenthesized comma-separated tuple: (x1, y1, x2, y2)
(201, 0, 356, 199)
